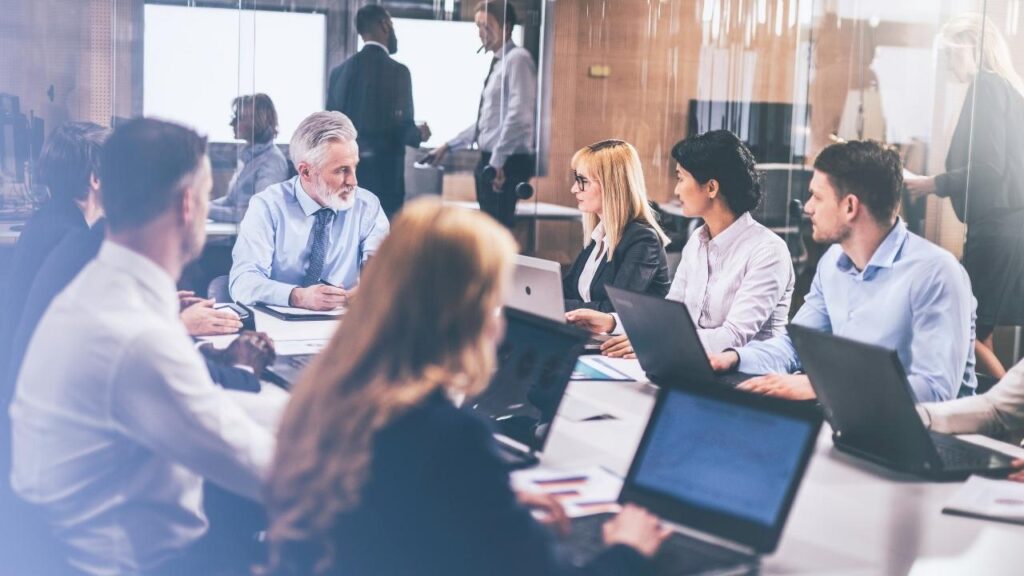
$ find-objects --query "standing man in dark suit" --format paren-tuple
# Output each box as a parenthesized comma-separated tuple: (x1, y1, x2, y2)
(326, 5, 430, 219)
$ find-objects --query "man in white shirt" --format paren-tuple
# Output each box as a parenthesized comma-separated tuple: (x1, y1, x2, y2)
(423, 1, 537, 229)
(10, 118, 286, 575)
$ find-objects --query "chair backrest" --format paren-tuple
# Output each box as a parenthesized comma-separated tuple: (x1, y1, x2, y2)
(208, 274, 230, 302)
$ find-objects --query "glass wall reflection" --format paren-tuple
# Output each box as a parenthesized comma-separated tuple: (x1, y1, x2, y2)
(3, 0, 1024, 368)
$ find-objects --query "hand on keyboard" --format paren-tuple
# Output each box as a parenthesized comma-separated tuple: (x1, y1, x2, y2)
(603, 504, 672, 557)
(517, 490, 570, 536)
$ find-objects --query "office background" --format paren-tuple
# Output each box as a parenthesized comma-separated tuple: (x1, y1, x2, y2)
(2, 0, 1023, 361)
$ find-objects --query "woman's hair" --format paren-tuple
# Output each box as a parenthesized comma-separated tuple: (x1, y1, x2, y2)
(263, 198, 517, 575)
(941, 13, 1024, 98)
(233, 93, 279, 144)
(571, 139, 669, 261)
(671, 130, 763, 216)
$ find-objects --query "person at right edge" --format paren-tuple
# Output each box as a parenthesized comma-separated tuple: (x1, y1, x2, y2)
(423, 1, 537, 230)
(904, 13, 1024, 380)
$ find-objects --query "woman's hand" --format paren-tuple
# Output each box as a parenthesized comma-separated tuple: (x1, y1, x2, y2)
(602, 504, 672, 557)
(516, 490, 570, 537)
(565, 309, 616, 334)
(903, 169, 936, 200)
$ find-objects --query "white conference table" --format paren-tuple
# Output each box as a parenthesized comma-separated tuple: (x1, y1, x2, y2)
(248, 311, 1024, 575)
(546, 369, 1024, 575)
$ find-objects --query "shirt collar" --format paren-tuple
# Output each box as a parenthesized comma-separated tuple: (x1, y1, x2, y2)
(239, 140, 276, 163)
(836, 218, 909, 277)
(590, 221, 606, 245)
(96, 240, 179, 320)
(293, 177, 324, 217)
(494, 41, 516, 60)
(363, 41, 389, 53)
(699, 211, 755, 249)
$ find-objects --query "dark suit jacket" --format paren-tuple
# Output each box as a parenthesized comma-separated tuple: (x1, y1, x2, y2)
(936, 70, 1024, 228)
(0, 200, 87, 388)
(563, 220, 670, 313)
(326, 45, 422, 217)
(322, 390, 649, 576)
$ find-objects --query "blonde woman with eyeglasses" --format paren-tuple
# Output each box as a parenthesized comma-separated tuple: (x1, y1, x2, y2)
(561, 139, 670, 314)
(904, 13, 1024, 380)
(263, 198, 669, 576)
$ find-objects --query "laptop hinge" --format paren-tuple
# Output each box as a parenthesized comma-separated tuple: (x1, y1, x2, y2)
(663, 519, 758, 558)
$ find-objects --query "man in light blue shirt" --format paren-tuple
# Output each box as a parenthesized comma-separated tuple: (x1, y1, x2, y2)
(711, 140, 976, 403)
(230, 111, 389, 310)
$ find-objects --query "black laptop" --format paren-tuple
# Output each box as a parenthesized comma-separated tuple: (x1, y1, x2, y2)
(565, 383, 823, 574)
(789, 324, 1016, 480)
(605, 286, 754, 388)
(470, 307, 589, 469)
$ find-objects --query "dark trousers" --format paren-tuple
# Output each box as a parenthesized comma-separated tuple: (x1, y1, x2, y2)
(358, 148, 407, 220)
(475, 152, 535, 230)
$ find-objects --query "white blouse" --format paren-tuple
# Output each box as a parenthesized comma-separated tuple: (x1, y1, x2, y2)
(577, 221, 609, 303)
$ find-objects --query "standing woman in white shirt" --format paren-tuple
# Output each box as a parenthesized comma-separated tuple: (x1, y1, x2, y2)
(561, 139, 671, 312)
(568, 130, 794, 357)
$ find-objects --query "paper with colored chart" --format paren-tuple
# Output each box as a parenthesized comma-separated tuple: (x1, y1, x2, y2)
(511, 466, 623, 518)
(943, 475, 1024, 525)
(571, 356, 634, 381)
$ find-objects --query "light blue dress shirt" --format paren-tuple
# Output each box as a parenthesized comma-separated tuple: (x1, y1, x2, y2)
(209, 141, 289, 223)
(736, 219, 977, 402)
(229, 176, 389, 306)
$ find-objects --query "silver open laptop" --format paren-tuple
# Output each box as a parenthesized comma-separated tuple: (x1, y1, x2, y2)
(507, 255, 609, 350)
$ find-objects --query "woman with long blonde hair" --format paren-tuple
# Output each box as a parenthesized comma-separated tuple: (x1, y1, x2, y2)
(905, 13, 1024, 379)
(264, 198, 668, 575)
(562, 139, 670, 312)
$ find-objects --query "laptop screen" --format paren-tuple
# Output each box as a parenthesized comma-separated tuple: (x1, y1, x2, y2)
(626, 387, 820, 551)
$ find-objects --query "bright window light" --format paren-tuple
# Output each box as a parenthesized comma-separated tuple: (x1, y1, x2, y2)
(144, 4, 325, 143)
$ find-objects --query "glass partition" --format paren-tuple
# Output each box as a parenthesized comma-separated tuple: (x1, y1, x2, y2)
(5, 0, 1024, 368)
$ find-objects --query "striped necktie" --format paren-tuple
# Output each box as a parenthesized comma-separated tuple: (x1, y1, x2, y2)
(302, 208, 335, 287)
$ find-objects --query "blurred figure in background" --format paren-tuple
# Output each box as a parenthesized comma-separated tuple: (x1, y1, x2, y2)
(423, 1, 537, 230)
(904, 14, 1024, 380)
(209, 93, 289, 223)
(327, 5, 430, 219)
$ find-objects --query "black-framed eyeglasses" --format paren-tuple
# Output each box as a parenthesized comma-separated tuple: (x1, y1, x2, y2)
(570, 170, 589, 192)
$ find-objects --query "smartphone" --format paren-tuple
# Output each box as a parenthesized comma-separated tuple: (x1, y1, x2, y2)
(214, 302, 251, 321)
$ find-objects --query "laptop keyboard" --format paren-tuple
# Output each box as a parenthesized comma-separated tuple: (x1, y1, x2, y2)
(930, 432, 1005, 470)
(563, 513, 755, 575)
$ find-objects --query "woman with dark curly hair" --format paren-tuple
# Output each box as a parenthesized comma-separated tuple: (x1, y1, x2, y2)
(568, 130, 795, 359)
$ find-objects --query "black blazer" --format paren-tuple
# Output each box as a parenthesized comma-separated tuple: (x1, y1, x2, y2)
(324, 390, 650, 576)
(0, 200, 87, 389)
(326, 45, 422, 216)
(563, 220, 670, 313)
(936, 70, 1024, 228)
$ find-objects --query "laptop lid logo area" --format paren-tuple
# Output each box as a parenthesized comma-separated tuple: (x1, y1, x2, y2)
(508, 255, 565, 322)
(604, 285, 718, 388)
(619, 385, 822, 554)
(471, 307, 588, 454)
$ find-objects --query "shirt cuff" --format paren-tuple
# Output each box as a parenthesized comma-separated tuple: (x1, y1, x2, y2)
(917, 404, 933, 429)
(610, 313, 625, 335)
(489, 151, 507, 169)
(269, 283, 297, 307)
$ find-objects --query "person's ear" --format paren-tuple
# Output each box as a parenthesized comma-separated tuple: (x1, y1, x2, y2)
(89, 172, 100, 192)
(297, 161, 313, 180)
(179, 186, 194, 226)
(706, 179, 719, 200)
